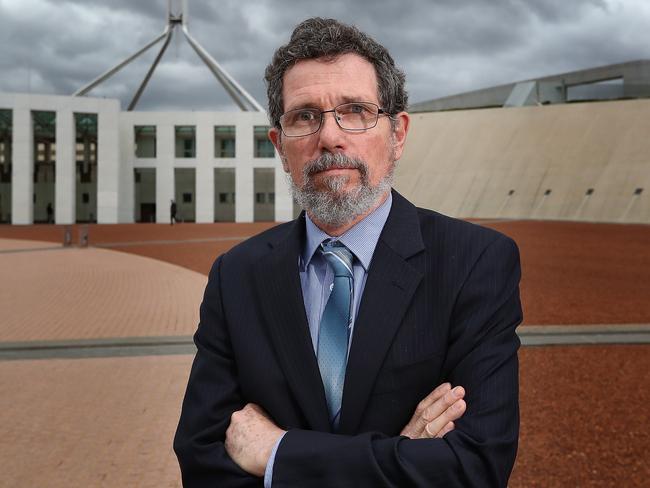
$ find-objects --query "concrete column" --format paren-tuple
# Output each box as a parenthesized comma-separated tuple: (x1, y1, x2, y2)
(235, 122, 253, 222)
(274, 163, 293, 221)
(156, 122, 174, 223)
(11, 109, 33, 224)
(97, 105, 120, 223)
(195, 117, 214, 223)
(55, 109, 75, 224)
(235, 165, 253, 222)
(118, 115, 135, 223)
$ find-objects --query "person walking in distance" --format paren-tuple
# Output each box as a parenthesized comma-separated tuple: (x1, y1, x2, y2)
(170, 200, 177, 225)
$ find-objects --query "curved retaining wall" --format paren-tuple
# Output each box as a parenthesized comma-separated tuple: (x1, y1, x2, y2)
(396, 99, 650, 223)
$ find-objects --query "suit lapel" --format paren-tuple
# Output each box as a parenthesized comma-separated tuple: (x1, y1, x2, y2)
(339, 191, 425, 434)
(253, 217, 331, 432)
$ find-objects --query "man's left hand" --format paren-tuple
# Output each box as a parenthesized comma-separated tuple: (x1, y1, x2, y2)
(225, 403, 287, 477)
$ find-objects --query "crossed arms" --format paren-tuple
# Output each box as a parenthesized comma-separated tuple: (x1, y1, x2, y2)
(174, 234, 522, 487)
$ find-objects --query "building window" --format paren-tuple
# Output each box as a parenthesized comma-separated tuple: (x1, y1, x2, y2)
(183, 192, 193, 203)
(175, 126, 196, 158)
(268, 192, 275, 204)
(134, 126, 156, 158)
(215, 126, 236, 158)
(256, 192, 266, 203)
(82, 193, 90, 204)
(37, 142, 45, 162)
(254, 126, 275, 158)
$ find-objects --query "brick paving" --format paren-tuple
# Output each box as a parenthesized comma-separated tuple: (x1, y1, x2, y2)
(0, 355, 191, 488)
(3, 220, 649, 325)
(1, 221, 649, 487)
(0, 348, 647, 487)
(0, 238, 59, 251)
(0, 242, 205, 341)
(512, 345, 650, 487)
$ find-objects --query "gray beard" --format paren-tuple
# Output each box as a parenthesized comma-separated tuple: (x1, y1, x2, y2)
(287, 152, 394, 228)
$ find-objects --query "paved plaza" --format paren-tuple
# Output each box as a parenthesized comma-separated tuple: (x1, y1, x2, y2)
(1, 221, 648, 487)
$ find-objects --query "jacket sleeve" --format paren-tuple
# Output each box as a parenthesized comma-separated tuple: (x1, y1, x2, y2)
(173, 256, 263, 488)
(272, 234, 522, 487)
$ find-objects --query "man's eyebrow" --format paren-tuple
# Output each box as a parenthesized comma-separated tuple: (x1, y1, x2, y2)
(340, 96, 372, 104)
(285, 103, 319, 112)
(285, 97, 378, 112)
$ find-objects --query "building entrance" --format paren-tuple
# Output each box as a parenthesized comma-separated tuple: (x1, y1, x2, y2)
(214, 168, 235, 222)
(0, 109, 11, 224)
(174, 168, 195, 223)
(32, 111, 56, 223)
(75, 113, 98, 223)
(254, 167, 275, 222)
(134, 168, 156, 222)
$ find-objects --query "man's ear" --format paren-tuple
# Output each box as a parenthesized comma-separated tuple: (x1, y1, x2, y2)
(268, 127, 288, 172)
(391, 111, 410, 161)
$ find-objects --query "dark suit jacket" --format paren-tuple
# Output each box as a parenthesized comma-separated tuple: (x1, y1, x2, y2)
(174, 190, 522, 487)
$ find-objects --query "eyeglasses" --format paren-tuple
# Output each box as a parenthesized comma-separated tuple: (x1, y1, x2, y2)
(278, 102, 392, 137)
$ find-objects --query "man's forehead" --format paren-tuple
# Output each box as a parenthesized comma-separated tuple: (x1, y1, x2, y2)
(282, 53, 379, 108)
(284, 52, 375, 78)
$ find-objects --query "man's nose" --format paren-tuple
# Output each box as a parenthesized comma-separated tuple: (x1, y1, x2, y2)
(318, 111, 345, 152)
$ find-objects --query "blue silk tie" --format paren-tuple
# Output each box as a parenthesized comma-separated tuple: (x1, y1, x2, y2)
(317, 240, 354, 426)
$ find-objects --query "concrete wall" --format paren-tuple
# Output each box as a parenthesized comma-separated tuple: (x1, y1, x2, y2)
(396, 99, 650, 223)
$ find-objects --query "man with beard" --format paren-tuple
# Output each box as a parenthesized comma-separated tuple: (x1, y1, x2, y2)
(175, 18, 522, 488)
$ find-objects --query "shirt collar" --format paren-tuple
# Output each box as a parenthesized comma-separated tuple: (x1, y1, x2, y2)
(302, 192, 392, 271)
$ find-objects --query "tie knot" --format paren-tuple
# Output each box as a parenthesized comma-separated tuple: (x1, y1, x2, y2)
(319, 240, 354, 278)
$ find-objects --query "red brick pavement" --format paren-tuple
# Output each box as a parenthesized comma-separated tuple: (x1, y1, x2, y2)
(1, 220, 649, 487)
(0, 244, 205, 341)
(511, 345, 650, 487)
(0, 356, 191, 488)
(3, 220, 649, 325)
(0, 347, 646, 487)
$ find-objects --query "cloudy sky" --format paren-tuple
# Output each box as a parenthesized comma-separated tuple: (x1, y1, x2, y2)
(1, 0, 649, 111)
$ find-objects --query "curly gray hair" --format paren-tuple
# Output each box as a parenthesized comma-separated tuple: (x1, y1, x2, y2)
(264, 17, 408, 129)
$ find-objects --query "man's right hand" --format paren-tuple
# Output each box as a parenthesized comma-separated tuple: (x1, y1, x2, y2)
(400, 383, 466, 439)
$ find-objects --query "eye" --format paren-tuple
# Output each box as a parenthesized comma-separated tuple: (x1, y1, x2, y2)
(338, 103, 373, 116)
(296, 110, 317, 121)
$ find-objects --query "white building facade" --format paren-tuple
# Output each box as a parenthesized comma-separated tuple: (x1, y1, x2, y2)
(0, 92, 294, 225)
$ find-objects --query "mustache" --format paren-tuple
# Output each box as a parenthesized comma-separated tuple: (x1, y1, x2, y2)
(303, 152, 369, 178)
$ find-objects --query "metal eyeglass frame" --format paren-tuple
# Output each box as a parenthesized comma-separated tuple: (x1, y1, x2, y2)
(278, 102, 393, 137)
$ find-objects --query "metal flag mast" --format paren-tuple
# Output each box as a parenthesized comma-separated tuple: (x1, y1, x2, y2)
(72, 0, 264, 112)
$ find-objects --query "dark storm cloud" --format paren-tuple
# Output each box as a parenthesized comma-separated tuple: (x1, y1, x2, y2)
(0, 0, 648, 111)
